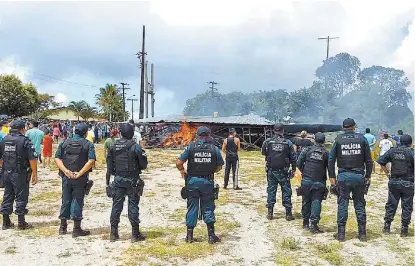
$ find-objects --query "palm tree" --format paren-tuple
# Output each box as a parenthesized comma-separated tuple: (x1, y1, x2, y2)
(79, 105, 97, 121)
(68, 100, 87, 121)
(95, 84, 126, 122)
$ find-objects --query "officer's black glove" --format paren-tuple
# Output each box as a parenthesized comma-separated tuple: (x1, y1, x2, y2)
(330, 184, 339, 196)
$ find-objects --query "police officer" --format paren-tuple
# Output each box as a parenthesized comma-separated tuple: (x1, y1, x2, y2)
(54, 123, 96, 237)
(261, 123, 296, 221)
(106, 123, 148, 242)
(176, 126, 224, 244)
(377, 134, 414, 237)
(0, 120, 38, 230)
(328, 118, 372, 242)
(297, 132, 328, 233)
(294, 130, 313, 158)
(221, 128, 241, 190)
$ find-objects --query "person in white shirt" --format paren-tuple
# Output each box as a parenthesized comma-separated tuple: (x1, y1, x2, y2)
(129, 119, 143, 146)
(379, 133, 393, 174)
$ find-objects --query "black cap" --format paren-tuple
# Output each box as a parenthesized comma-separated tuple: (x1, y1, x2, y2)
(342, 118, 356, 128)
(400, 134, 412, 145)
(129, 119, 135, 125)
(120, 123, 134, 139)
(229, 128, 236, 133)
(314, 132, 325, 144)
(11, 120, 26, 130)
(75, 123, 88, 136)
(274, 123, 284, 131)
(196, 126, 210, 136)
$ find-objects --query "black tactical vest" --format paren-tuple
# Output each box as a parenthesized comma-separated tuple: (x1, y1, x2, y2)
(2, 133, 28, 173)
(61, 138, 90, 173)
(187, 142, 217, 176)
(266, 136, 290, 170)
(112, 139, 139, 177)
(391, 147, 414, 180)
(226, 137, 238, 160)
(335, 133, 365, 169)
(302, 145, 327, 182)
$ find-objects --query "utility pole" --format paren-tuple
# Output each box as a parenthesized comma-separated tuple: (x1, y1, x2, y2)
(144, 60, 149, 118)
(318, 36, 339, 60)
(207, 81, 219, 97)
(150, 63, 155, 117)
(136, 25, 146, 120)
(119, 82, 130, 121)
(127, 97, 138, 121)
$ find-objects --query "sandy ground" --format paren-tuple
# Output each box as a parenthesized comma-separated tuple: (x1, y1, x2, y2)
(0, 149, 414, 266)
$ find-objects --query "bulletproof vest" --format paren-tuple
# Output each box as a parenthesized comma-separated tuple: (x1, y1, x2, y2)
(296, 138, 312, 154)
(266, 136, 290, 170)
(302, 145, 327, 182)
(226, 137, 238, 159)
(391, 147, 414, 180)
(112, 139, 139, 177)
(2, 134, 28, 173)
(187, 142, 217, 176)
(335, 133, 365, 169)
(61, 138, 90, 173)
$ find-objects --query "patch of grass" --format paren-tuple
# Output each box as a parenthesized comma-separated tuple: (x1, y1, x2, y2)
(310, 241, 343, 266)
(351, 256, 365, 265)
(278, 237, 301, 251)
(168, 208, 186, 222)
(145, 149, 179, 170)
(57, 250, 72, 258)
(4, 246, 17, 254)
(216, 189, 230, 205)
(31, 191, 61, 203)
(17, 220, 60, 238)
(146, 191, 157, 198)
(319, 252, 343, 266)
(30, 209, 57, 217)
(275, 253, 297, 266)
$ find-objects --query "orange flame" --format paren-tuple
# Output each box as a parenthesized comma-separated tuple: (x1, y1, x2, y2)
(162, 122, 197, 147)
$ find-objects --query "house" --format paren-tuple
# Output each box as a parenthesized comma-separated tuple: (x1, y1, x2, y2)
(45, 107, 102, 121)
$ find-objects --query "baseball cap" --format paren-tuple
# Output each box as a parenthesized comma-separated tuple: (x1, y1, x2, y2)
(274, 123, 284, 131)
(342, 118, 356, 128)
(11, 120, 26, 130)
(75, 123, 89, 136)
(196, 126, 210, 136)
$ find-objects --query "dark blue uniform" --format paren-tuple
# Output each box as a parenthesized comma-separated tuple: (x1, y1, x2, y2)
(328, 129, 372, 240)
(377, 146, 414, 232)
(179, 139, 224, 228)
(55, 134, 95, 221)
(0, 132, 37, 217)
(261, 134, 297, 219)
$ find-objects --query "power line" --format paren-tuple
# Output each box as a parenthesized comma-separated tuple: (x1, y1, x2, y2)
(207, 81, 218, 97)
(119, 82, 130, 121)
(318, 36, 339, 60)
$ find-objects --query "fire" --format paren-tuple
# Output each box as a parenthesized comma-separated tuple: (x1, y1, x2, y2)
(162, 122, 198, 147)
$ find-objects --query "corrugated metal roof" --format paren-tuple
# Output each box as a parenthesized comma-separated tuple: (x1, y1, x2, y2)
(136, 114, 274, 126)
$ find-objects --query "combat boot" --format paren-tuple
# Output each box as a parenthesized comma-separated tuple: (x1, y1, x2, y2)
(267, 206, 273, 220)
(2, 214, 14, 230)
(17, 215, 33, 230)
(72, 220, 90, 238)
(285, 209, 295, 221)
(207, 223, 221, 244)
(333, 226, 346, 242)
(59, 219, 67, 235)
(383, 222, 391, 234)
(400, 225, 409, 237)
(131, 225, 146, 242)
(185, 227, 194, 243)
(310, 223, 324, 234)
(110, 224, 120, 242)
(302, 219, 309, 230)
(358, 224, 367, 242)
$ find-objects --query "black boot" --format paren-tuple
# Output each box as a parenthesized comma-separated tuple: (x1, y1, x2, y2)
(17, 215, 32, 230)
(59, 219, 67, 235)
(131, 225, 146, 242)
(207, 223, 221, 244)
(401, 225, 409, 237)
(185, 227, 194, 243)
(302, 219, 309, 230)
(267, 206, 273, 220)
(2, 214, 14, 230)
(333, 226, 346, 242)
(358, 224, 367, 242)
(383, 222, 391, 234)
(110, 224, 120, 242)
(72, 220, 90, 238)
(285, 209, 295, 221)
(310, 223, 324, 234)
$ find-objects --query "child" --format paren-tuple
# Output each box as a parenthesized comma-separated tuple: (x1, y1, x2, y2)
(42, 130, 53, 168)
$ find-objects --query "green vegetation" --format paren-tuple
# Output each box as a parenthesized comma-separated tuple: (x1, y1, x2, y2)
(278, 237, 301, 250)
(4, 246, 17, 254)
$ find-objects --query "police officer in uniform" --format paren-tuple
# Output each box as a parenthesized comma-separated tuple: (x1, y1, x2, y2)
(377, 134, 414, 237)
(294, 130, 313, 158)
(297, 132, 328, 233)
(0, 120, 38, 230)
(106, 123, 148, 242)
(261, 123, 297, 221)
(222, 128, 241, 190)
(328, 118, 372, 242)
(176, 126, 224, 244)
(54, 123, 96, 237)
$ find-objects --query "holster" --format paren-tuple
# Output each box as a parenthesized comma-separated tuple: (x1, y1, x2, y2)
(84, 180, 94, 196)
(214, 184, 219, 200)
(296, 186, 302, 197)
(106, 184, 116, 198)
(364, 181, 370, 195)
(323, 186, 329, 200)
(26, 168, 32, 183)
(181, 174, 188, 200)
(0, 167, 4, 188)
(136, 178, 144, 196)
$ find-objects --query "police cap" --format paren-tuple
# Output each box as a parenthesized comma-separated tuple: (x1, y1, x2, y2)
(314, 132, 325, 144)
(10, 120, 26, 130)
(196, 126, 210, 136)
(120, 123, 134, 139)
(400, 134, 412, 146)
(274, 123, 284, 131)
(342, 118, 356, 128)
(229, 128, 236, 133)
(75, 123, 88, 136)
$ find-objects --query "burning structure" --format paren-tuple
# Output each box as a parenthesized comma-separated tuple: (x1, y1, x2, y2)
(138, 114, 342, 150)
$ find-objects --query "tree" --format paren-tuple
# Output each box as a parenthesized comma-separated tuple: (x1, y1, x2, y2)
(68, 101, 87, 121)
(32, 94, 61, 119)
(95, 84, 128, 122)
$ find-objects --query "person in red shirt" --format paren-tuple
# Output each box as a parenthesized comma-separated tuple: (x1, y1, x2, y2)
(42, 131, 53, 168)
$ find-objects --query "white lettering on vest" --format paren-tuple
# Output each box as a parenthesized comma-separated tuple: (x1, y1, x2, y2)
(194, 152, 212, 158)
(340, 143, 361, 156)
(310, 152, 323, 160)
(5, 145, 16, 152)
(194, 158, 212, 163)
(394, 153, 406, 160)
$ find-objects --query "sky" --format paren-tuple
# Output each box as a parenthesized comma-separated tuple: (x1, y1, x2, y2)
(0, 0, 414, 116)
